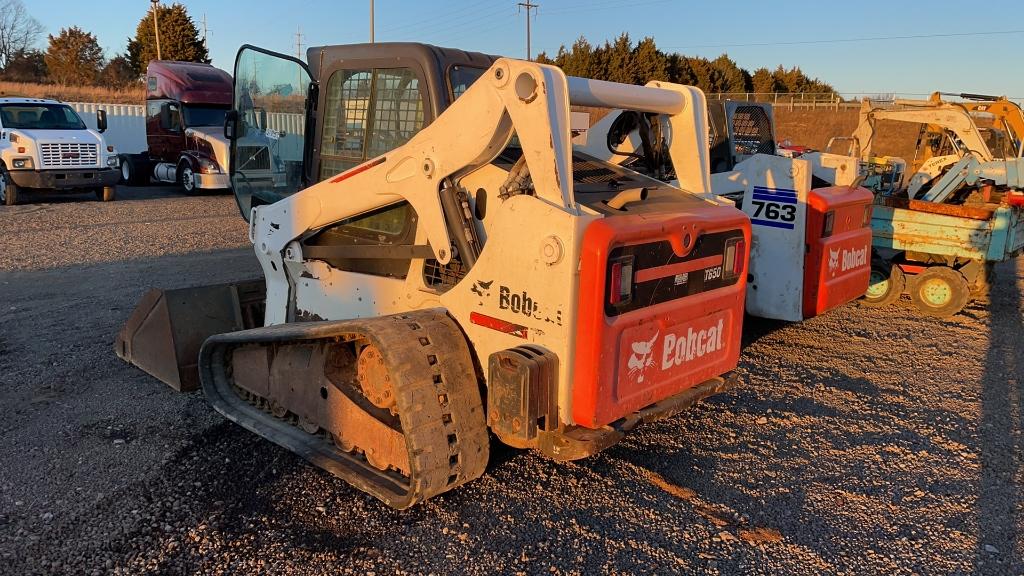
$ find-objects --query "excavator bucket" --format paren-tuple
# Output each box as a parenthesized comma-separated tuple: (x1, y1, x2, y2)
(114, 280, 266, 392)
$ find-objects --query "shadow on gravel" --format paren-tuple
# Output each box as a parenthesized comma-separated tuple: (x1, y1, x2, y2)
(977, 261, 1023, 572)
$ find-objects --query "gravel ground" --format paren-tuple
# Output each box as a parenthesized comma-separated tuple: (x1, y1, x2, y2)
(0, 185, 1022, 575)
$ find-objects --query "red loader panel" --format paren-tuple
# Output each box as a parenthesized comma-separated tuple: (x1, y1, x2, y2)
(573, 209, 750, 429)
(803, 186, 874, 318)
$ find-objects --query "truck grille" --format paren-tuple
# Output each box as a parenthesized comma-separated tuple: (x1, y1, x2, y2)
(237, 146, 270, 170)
(40, 143, 98, 167)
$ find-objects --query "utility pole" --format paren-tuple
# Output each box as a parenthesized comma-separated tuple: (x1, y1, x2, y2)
(369, 0, 375, 43)
(151, 0, 162, 60)
(295, 26, 304, 89)
(517, 2, 538, 60)
(201, 13, 209, 51)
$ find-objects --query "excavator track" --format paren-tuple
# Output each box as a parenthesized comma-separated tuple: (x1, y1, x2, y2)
(198, 309, 489, 509)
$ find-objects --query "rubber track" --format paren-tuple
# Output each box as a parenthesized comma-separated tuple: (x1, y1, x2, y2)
(199, 308, 489, 509)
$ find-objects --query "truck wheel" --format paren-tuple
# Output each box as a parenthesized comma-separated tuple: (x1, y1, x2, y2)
(120, 156, 147, 186)
(862, 261, 905, 307)
(95, 186, 116, 202)
(178, 161, 198, 195)
(909, 266, 970, 318)
(0, 166, 17, 206)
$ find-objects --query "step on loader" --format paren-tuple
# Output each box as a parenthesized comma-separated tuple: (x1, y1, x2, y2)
(116, 43, 751, 508)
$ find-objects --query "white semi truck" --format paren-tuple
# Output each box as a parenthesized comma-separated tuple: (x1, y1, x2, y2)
(0, 97, 120, 205)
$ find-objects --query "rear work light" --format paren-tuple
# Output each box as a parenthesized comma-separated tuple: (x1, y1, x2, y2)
(609, 255, 634, 305)
(822, 210, 835, 238)
(723, 236, 745, 280)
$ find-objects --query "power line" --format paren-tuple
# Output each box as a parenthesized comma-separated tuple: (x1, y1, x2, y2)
(661, 29, 1024, 51)
(379, 0, 496, 35)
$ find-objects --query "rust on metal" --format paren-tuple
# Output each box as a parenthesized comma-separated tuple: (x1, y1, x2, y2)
(356, 344, 397, 411)
(880, 196, 995, 221)
(321, 384, 410, 474)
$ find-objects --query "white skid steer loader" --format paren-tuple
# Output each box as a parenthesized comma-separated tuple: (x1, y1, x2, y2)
(116, 43, 751, 508)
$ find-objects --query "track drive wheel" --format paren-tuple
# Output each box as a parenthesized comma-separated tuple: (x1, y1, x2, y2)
(862, 260, 905, 307)
(909, 266, 970, 317)
(200, 310, 490, 509)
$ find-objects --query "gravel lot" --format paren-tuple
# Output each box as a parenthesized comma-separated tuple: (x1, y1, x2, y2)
(0, 185, 1022, 575)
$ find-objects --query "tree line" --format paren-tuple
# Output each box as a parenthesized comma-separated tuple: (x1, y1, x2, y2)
(0, 1, 836, 97)
(0, 0, 207, 88)
(536, 34, 837, 95)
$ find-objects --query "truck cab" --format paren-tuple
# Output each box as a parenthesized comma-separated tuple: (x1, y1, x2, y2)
(0, 97, 119, 205)
(121, 61, 284, 194)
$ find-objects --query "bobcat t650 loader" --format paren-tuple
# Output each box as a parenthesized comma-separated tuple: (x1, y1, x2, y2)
(116, 43, 751, 508)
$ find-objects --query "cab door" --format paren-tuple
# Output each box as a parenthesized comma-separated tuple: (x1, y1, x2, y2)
(228, 45, 314, 220)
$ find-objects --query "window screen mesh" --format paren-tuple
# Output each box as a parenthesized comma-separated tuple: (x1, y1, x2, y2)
(320, 68, 424, 180)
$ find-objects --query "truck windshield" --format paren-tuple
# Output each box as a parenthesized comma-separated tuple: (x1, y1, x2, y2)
(0, 103, 86, 130)
(182, 105, 229, 127)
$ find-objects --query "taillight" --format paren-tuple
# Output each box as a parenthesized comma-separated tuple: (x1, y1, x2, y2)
(609, 256, 634, 305)
(822, 210, 835, 238)
(724, 236, 745, 280)
(862, 204, 872, 228)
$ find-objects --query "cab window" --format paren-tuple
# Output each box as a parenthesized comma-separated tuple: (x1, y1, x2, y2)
(320, 67, 425, 180)
(319, 67, 425, 238)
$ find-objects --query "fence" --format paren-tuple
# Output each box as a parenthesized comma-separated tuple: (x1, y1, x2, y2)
(707, 92, 1024, 111)
(69, 102, 146, 153)
(67, 103, 305, 158)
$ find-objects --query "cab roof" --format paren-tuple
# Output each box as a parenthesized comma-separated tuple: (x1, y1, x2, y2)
(146, 60, 232, 105)
(0, 97, 64, 105)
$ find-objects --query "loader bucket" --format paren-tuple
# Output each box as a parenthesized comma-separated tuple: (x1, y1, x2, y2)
(114, 280, 266, 392)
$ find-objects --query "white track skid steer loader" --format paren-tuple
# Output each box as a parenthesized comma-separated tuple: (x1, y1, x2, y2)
(116, 43, 751, 508)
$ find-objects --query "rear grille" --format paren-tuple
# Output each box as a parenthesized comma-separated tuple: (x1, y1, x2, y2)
(39, 143, 98, 167)
(237, 146, 271, 170)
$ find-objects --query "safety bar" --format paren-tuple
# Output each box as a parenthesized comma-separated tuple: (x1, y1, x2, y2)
(566, 76, 686, 115)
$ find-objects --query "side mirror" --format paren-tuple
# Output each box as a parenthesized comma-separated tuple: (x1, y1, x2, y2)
(224, 109, 240, 140)
(258, 109, 268, 131)
(96, 109, 107, 133)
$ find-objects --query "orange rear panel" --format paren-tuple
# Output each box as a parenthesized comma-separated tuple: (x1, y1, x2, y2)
(572, 208, 750, 429)
(803, 186, 874, 318)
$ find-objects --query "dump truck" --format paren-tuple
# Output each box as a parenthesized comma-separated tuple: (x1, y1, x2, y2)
(582, 99, 873, 322)
(116, 42, 752, 508)
(0, 97, 119, 205)
(828, 96, 1024, 316)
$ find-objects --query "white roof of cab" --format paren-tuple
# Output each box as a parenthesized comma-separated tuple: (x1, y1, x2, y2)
(0, 97, 63, 105)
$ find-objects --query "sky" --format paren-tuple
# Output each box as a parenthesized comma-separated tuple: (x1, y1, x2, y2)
(27, 0, 1024, 98)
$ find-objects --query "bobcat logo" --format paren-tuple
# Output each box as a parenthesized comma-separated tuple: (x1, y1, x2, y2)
(471, 279, 494, 297)
(627, 331, 659, 383)
(828, 248, 840, 274)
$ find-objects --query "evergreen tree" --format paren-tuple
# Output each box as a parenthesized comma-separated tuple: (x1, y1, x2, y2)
(44, 27, 104, 85)
(127, 2, 209, 74)
(603, 33, 634, 84)
(750, 67, 778, 94)
(1, 48, 46, 82)
(631, 37, 667, 83)
(531, 31, 837, 96)
(100, 55, 138, 88)
(710, 54, 748, 93)
(562, 36, 595, 78)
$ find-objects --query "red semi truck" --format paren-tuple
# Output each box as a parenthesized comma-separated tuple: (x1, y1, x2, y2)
(118, 61, 234, 193)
